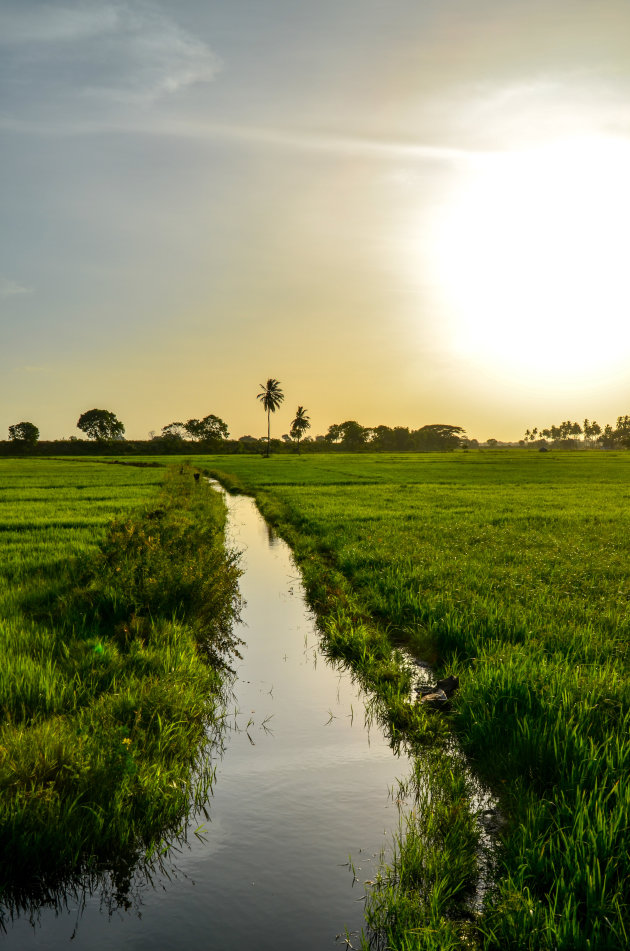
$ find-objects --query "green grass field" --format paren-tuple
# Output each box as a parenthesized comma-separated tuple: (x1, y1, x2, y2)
(0, 459, 240, 910)
(202, 450, 630, 951)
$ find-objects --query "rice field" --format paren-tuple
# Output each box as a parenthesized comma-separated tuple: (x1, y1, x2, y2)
(204, 450, 630, 951)
(0, 459, 162, 610)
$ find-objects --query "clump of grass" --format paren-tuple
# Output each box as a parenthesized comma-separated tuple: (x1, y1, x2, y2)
(363, 754, 481, 951)
(71, 464, 242, 670)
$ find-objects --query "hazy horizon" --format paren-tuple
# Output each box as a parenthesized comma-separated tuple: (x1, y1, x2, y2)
(3, 0, 630, 442)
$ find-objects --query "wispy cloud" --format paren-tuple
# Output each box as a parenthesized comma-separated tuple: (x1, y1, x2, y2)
(0, 277, 33, 298)
(0, 2, 221, 106)
(159, 121, 481, 163)
(0, 110, 482, 166)
(0, 5, 121, 44)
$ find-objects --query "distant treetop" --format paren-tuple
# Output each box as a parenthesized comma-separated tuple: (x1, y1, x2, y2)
(77, 409, 125, 442)
(8, 421, 39, 445)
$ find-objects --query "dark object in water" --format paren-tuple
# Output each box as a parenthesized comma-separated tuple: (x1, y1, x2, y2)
(418, 673, 459, 711)
(420, 688, 449, 710)
(436, 674, 459, 697)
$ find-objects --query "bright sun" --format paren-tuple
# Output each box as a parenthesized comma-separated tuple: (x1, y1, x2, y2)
(429, 135, 630, 383)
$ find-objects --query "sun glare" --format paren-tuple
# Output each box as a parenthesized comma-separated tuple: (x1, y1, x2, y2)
(429, 135, 630, 383)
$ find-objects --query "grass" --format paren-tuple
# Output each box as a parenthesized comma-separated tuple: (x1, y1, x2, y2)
(0, 460, 241, 914)
(198, 450, 630, 950)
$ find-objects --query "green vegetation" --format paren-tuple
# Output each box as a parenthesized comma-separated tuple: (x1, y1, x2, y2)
(0, 460, 240, 907)
(77, 408, 126, 442)
(290, 405, 311, 451)
(257, 377, 285, 456)
(8, 422, 39, 446)
(204, 450, 630, 950)
(158, 415, 231, 451)
(325, 421, 466, 451)
(527, 414, 630, 448)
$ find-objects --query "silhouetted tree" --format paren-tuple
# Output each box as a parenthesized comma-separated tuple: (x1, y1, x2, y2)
(330, 420, 368, 450)
(370, 425, 412, 451)
(160, 422, 187, 443)
(184, 415, 229, 443)
(290, 406, 311, 452)
(412, 424, 465, 451)
(8, 421, 39, 445)
(325, 423, 343, 445)
(77, 409, 125, 442)
(614, 415, 630, 447)
(257, 378, 284, 456)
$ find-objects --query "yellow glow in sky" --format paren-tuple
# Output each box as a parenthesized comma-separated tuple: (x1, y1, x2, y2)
(429, 135, 630, 384)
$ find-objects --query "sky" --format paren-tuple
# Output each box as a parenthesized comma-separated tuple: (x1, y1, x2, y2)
(2, 0, 630, 442)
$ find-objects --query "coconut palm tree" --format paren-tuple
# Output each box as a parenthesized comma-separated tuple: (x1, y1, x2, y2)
(290, 406, 311, 453)
(257, 378, 284, 456)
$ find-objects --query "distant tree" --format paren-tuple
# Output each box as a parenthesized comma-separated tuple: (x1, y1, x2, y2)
(290, 406, 311, 452)
(413, 424, 465, 451)
(614, 415, 630, 448)
(369, 425, 392, 450)
(486, 438, 498, 447)
(184, 414, 229, 444)
(390, 427, 410, 450)
(8, 421, 39, 445)
(601, 423, 615, 448)
(370, 425, 412, 451)
(582, 419, 602, 447)
(77, 409, 125, 442)
(331, 420, 368, 450)
(161, 421, 187, 443)
(325, 423, 343, 445)
(257, 379, 284, 456)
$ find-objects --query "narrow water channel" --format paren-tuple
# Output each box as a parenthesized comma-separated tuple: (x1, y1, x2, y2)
(2, 489, 412, 949)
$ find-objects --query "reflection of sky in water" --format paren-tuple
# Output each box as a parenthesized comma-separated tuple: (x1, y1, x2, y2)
(3, 490, 412, 950)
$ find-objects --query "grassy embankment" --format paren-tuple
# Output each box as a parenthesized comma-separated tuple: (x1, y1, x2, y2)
(202, 451, 629, 951)
(0, 459, 240, 910)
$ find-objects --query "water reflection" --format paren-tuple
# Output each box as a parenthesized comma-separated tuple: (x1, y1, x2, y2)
(265, 520, 278, 548)
(1, 488, 411, 949)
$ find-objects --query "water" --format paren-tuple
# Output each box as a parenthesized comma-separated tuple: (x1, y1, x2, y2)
(2, 489, 411, 949)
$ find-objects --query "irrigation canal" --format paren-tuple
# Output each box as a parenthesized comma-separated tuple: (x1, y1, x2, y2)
(3, 486, 413, 949)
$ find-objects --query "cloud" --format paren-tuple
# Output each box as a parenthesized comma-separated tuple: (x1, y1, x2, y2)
(0, 278, 33, 298)
(0, 4, 121, 44)
(0, 2, 221, 106)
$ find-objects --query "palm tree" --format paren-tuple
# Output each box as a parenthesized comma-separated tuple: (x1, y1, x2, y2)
(257, 378, 284, 456)
(290, 406, 311, 453)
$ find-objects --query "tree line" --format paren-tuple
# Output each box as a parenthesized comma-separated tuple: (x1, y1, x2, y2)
(7, 381, 630, 453)
(522, 417, 630, 449)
